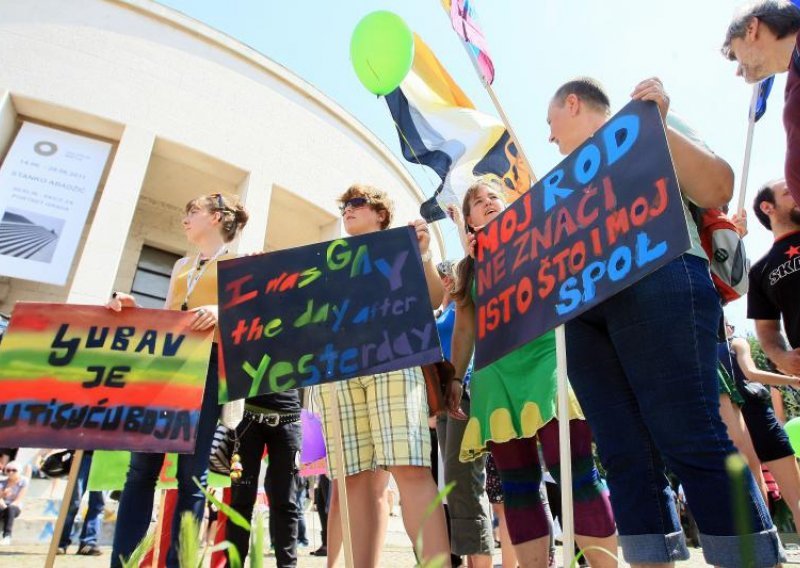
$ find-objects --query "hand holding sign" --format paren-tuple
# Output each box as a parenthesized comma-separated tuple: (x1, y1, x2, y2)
(474, 101, 689, 369)
(0, 303, 213, 453)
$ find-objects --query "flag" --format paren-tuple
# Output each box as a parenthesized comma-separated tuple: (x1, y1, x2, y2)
(442, 0, 495, 85)
(754, 75, 774, 122)
(385, 34, 530, 221)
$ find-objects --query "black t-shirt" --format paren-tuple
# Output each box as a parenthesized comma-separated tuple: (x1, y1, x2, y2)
(246, 390, 301, 413)
(747, 230, 800, 348)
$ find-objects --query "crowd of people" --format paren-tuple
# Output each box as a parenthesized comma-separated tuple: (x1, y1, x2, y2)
(5, 1, 800, 567)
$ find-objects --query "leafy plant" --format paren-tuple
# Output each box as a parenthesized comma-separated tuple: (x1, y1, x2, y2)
(118, 529, 155, 568)
(415, 481, 455, 568)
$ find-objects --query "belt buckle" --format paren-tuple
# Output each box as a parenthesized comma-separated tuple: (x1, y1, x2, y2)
(264, 414, 280, 427)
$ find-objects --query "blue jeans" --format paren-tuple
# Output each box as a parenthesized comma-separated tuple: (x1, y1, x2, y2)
(58, 452, 104, 548)
(110, 350, 220, 568)
(565, 254, 783, 566)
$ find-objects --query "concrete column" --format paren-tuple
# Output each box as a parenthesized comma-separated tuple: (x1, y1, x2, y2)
(236, 169, 272, 254)
(320, 218, 342, 241)
(67, 125, 154, 304)
(0, 90, 17, 160)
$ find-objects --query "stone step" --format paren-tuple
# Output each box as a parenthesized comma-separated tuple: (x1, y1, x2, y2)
(7, 517, 117, 546)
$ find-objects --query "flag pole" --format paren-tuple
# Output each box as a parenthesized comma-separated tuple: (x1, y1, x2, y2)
(482, 83, 538, 184)
(737, 84, 760, 214)
(445, 11, 574, 565)
(44, 449, 84, 568)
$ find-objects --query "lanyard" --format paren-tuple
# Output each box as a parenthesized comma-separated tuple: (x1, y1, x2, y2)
(181, 244, 227, 311)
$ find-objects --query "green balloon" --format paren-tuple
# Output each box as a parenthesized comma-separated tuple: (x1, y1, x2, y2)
(350, 11, 414, 96)
(785, 417, 800, 457)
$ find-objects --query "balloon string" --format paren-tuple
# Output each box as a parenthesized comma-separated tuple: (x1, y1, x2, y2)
(367, 58, 461, 245)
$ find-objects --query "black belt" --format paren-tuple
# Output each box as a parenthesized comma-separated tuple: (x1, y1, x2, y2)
(243, 410, 300, 427)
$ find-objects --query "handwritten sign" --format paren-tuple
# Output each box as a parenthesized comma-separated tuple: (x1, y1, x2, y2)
(474, 101, 689, 369)
(0, 303, 213, 453)
(217, 227, 441, 402)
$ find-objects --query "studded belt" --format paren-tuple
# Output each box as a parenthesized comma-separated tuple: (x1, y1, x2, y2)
(243, 409, 301, 427)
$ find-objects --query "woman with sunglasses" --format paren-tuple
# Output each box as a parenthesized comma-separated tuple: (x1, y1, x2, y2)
(107, 193, 248, 568)
(449, 177, 617, 568)
(0, 461, 27, 545)
(315, 184, 449, 567)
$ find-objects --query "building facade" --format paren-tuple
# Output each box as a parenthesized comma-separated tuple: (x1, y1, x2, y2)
(0, 0, 442, 311)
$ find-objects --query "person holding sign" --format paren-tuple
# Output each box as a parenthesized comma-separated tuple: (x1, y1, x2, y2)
(449, 177, 617, 568)
(434, 259, 494, 566)
(107, 193, 249, 568)
(545, 77, 782, 566)
(314, 184, 449, 567)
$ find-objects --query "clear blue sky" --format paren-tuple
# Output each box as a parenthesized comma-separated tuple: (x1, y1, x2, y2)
(160, 0, 786, 335)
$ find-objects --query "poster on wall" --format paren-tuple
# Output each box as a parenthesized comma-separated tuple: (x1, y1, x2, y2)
(0, 122, 112, 285)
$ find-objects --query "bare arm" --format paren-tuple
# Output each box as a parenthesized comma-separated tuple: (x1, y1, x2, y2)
(11, 483, 27, 507)
(410, 219, 445, 307)
(445, 300, 476, 418)
(451, 301, 476, 380)
(755, 319, 800, 376)
(631, 77, 733, 208)
(731, 337, 800, 388)
(446, 204, 470, 256)
(665, 126, 734, 208)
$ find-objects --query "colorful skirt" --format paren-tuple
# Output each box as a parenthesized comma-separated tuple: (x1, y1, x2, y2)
(460, 329, 583, 461)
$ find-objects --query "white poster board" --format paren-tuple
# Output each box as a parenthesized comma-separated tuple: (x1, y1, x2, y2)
(0, 122, 112, 285)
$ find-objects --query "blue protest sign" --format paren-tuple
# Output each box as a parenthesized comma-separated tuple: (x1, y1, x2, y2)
(474, 101, 689, 369)
(217, 226, 442, 401)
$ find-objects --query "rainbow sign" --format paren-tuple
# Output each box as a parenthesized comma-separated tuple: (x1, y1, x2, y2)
(0, 303, 213, 453)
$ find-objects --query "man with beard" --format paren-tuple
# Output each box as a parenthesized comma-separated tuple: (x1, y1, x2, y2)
(749, 178, 800, 376)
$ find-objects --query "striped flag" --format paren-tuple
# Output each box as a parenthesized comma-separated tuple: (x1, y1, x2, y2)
(442, 0, 495, 85)
(754, 76, 774, 122)
(385, 34, 530, 221)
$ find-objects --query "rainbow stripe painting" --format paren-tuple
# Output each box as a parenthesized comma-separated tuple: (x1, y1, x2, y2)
(0, 303, 213, 453)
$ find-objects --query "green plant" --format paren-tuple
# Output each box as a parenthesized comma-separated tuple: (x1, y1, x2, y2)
(570, 545, 620, 567)
(414, 481, 455, 568)
(119, 528, 155, 568)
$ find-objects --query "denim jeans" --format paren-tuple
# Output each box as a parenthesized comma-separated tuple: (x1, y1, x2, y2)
(58, 452, 105, 548)
(110, 350, 220, 568)
(565, 254, 783, 566)
(227, 415, 302, 567)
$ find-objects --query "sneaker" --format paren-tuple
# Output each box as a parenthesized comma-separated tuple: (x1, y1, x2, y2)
(77, 544, 102, 556)
(0, 535, 11, 546)
(310, 546, 327, 556)
(298, 540, 309, 548)
(56, 547, 67, 555)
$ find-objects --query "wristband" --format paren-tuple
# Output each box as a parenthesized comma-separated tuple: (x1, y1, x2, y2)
(451, 376, 463, 384)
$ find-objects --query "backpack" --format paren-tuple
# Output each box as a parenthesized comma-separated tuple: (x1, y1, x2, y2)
(689, 205, 749, 304)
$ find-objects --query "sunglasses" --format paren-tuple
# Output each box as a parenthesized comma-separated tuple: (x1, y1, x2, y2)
(209, 193, 225, 210)
(339, 197, 370, 215)
(4, 469, 16, 473)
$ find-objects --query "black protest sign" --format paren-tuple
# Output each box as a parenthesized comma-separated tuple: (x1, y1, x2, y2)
(217, 226, 442, 401)
(474, 101, 690, 369)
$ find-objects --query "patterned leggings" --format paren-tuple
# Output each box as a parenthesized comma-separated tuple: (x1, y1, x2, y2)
(487, 418, 615, 544)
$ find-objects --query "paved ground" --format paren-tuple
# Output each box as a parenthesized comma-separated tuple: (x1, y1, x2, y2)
(0, 511, 723, 567)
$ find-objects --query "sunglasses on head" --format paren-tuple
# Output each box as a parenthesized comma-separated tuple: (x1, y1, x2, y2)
(339, 197, 370, 215)
(209, 193, 225, 210)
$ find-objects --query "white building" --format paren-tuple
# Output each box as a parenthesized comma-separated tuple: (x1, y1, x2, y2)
(0, 0, 442, 311)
